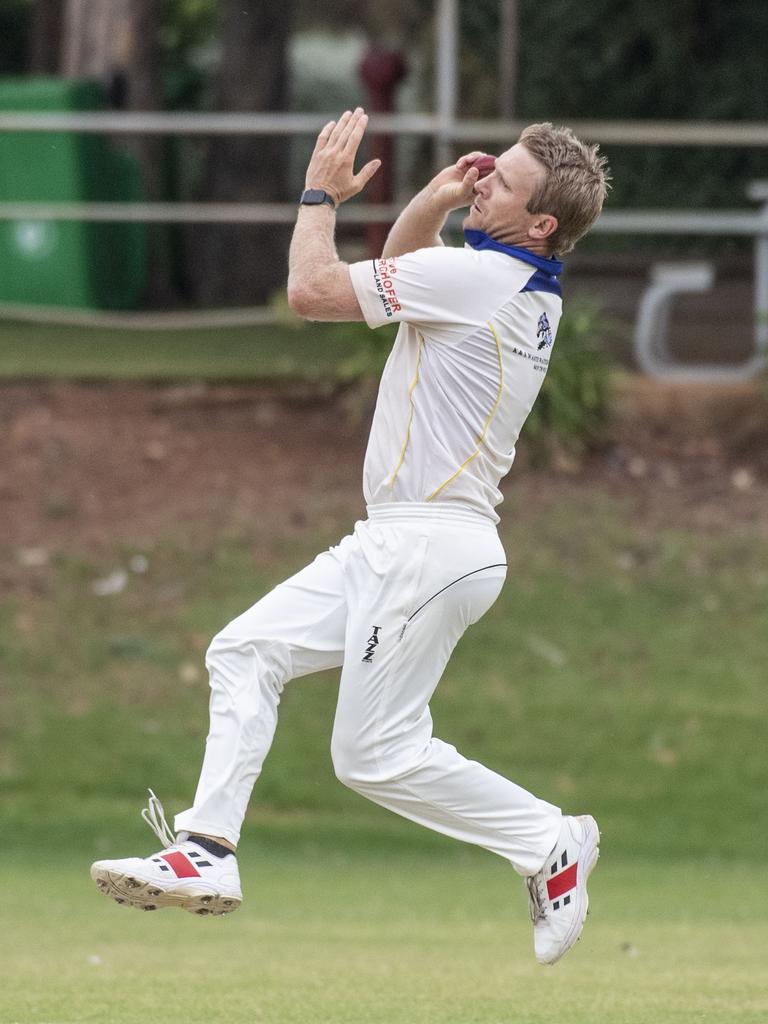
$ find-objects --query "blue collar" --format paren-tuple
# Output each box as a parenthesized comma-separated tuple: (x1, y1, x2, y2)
(463, 229, 563, 277)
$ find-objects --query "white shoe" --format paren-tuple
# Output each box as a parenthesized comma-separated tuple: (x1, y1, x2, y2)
(525, 814, 600, 965)
(90, 790, 242, 916)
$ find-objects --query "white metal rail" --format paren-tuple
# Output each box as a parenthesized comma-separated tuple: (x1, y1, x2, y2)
(1, 109, 767, 378)
(0, 204, 766, 233)
(0, 201, 405, 223)
(2, 111, 768, 146)
(1, 194, 766, 382)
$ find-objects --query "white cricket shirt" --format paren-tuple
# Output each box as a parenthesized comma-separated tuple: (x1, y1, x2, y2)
(348, 229, 564, 522)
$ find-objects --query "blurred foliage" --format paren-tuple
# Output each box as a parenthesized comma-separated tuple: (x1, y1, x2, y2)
(160, 0, 218, 54)
(159, 0, 219, 108)
(0, 0, 29, 74)
(522, 304, 613, 464)
(4, 2, 767, 269)
(0, 0, 216, 105)
(268, 289, 398, 412)
(294, 0, 431, 38)
(460, 0, 768, 215)
(6, 1, 766, 215)
(267, 290, 612, 460)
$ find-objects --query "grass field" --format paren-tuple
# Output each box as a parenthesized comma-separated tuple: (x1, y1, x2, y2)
(3, 478, 767, 1022)
(0, 319, 393, 380)
(4, 847, 768, 1024)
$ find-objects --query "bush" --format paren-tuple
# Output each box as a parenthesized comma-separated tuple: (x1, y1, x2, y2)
(271, 289, 613, 459)
(522, 304, 613, 465)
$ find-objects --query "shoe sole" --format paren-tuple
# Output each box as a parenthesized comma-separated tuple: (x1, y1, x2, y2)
(541, 814, 601, 965)
(90, 865, 242, 916)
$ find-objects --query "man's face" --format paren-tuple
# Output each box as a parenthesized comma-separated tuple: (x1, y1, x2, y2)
(463, 143, 551, 249)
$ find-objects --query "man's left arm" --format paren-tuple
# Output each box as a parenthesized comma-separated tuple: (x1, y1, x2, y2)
(287, 108, 380, 323)
(287, 205, 360, 322)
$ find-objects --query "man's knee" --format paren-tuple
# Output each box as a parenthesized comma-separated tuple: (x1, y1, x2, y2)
(205, 628, 231, 666)
(205, 629, 290, 698)
(330, 729, 378, 790)
(331, 728, 414, 790)
(205, 628, 243, 677)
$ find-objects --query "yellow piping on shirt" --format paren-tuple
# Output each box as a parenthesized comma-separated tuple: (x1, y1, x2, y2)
(388, 333, 424, 490)
(426, 320, 504, 502)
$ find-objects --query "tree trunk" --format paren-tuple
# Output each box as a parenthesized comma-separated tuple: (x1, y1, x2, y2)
(60, 0, 174, 304)
(188, 2, 293, 307)
(498, 0, 519, 120)
(61, 0, 162, 188)
(61, 0, 157, 94)
(29, 0, 64, 74)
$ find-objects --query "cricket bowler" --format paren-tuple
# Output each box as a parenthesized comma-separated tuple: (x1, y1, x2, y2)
(91, 108, 610, 966)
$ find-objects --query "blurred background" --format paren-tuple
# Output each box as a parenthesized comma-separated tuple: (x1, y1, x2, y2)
(1, 3, 767, 1023)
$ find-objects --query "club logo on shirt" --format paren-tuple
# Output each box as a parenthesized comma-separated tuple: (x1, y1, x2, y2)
(372, 258, 401, 318)
(361, 625, 382, 663)
(537, 312, 553, 350)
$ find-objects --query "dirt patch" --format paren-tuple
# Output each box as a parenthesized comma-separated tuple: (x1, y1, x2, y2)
(593, 377, 768, 532)
(2, 376, 767, 593)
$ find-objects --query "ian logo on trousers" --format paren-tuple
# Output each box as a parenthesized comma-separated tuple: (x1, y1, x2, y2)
(362, 626, 382, 663)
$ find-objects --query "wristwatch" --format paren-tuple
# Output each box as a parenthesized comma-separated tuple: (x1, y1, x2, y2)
(299, 188, 336, 209)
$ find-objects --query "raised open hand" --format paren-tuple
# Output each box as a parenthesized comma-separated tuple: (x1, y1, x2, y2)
(304, 107, 382, 207)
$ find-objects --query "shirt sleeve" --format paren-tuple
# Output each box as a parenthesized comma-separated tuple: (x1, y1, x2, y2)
(348, 246, 521, 341)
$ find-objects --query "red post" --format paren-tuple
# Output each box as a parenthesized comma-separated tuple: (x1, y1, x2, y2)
(358, 45, 407, 256)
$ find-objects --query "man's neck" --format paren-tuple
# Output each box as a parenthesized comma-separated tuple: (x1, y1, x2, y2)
(491, 233, 554, 259)
(463, 229, 562, 271)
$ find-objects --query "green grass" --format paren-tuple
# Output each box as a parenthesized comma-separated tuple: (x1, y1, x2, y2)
(0, 319, 394, 379)
(3, 495, 767, 1022)
(3, 496, 767, 862)
(3, 847, 767, 1024)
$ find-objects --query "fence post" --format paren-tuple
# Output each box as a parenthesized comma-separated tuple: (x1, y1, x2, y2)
(747, 181, 768, 355)
(435, 0, 458, 171)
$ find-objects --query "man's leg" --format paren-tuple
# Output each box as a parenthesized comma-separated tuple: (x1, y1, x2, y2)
(330, 515, 561, 876)
(91, 537, 351, 912)
(174, 541, 352, 846)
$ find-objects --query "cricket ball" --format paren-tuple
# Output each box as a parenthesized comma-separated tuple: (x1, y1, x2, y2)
(470, 154, 496, 178)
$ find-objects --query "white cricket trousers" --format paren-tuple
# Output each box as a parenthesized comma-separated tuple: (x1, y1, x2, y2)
(175, 503, 561, 875)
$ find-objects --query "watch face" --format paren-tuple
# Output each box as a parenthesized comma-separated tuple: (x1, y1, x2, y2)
(301, 189, 334, 206)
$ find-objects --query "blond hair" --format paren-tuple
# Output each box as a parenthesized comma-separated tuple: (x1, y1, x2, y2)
(518, 122, 611, 255)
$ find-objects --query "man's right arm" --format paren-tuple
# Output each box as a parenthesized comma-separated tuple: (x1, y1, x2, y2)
(381, 152, 486, 259)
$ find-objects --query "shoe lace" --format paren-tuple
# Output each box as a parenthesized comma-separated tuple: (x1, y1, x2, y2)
(526, 873, 548, 924)
(140, 788, 177, 849)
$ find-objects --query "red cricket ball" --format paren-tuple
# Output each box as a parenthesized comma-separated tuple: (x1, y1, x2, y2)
(470, 154, 496, 178)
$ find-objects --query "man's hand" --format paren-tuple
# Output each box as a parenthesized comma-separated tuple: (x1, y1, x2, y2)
(304, 107, 381, 207)
(426, 151, 491, 213)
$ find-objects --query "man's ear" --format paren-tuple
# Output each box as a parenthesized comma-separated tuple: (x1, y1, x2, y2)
(529, 214, 558, 242)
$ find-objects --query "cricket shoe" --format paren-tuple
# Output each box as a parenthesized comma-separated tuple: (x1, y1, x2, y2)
(525, 814, 600, 965)
(90, 790, 242, 916)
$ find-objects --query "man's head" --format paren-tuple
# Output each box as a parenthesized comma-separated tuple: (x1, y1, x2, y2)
(463, 123, 611, 256)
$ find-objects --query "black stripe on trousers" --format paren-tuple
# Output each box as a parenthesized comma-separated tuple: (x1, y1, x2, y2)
(406, 563, 508, 624)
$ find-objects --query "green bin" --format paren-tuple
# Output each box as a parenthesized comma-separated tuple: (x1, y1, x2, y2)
(0, 77, 147, 309)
